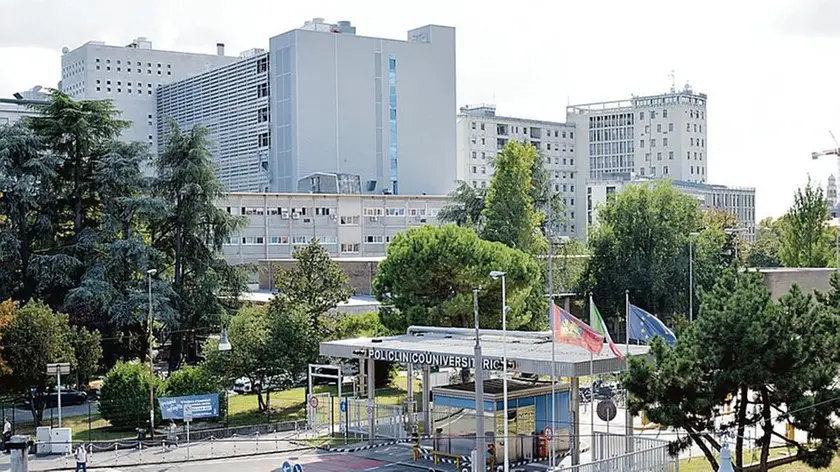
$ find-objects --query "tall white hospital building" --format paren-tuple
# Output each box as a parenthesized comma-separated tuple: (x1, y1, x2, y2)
(157, 19, 457, 195)
(59, 37, 239, 155)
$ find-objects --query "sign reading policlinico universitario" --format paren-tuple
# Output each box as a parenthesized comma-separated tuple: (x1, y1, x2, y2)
(368, 349, 516, 370)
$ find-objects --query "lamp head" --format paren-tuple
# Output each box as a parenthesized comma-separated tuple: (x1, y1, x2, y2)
(218, 327, 232, 352)
(147, 269, 157, 275)
(489, 271, 506, 280)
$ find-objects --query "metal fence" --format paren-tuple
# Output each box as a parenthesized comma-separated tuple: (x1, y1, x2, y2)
(553, 431, 679, 472)
(342, 397, 407, 440)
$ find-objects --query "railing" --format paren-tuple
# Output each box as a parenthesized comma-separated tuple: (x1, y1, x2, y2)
(552, 446, 678, 472)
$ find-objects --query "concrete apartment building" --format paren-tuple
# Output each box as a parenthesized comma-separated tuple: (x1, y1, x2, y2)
(219, 191, 447, 265)
(59, 37, 239, 155)
(158, 18, 457, 195)
(586, 178, 756, 241)
(567, 85, 709, 183)
(456, 104, 579, 236)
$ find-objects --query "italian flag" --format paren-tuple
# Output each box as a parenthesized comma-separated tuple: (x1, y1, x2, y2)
(591, 301, 624, 359)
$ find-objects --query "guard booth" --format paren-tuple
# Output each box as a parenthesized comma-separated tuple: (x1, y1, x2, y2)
(430, 379, 571, 463)
(319, 326, 651, 467)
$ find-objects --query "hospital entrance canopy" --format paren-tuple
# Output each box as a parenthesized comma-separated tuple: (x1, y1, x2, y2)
(320, 326, 651, 377)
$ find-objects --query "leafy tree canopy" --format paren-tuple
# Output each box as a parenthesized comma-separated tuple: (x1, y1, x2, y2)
(373, 224, 543, 333)
(779, 178, 831, 268)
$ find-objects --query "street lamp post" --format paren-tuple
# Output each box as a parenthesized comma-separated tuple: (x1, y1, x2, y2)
(147, 269, 157, 438)
(472, 289, 485, 469)
(489, 270, 509, 472)
(688, 233, 699, 322)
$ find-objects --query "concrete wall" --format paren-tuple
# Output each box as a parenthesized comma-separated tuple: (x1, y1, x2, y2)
(258, 258, 381, 294)
(755, 268, 835, 300)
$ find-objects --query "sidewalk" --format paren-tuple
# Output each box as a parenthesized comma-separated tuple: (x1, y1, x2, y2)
(0, 430, 316, 471)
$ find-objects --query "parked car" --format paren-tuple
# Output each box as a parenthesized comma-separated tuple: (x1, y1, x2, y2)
(232, 377, 252, 394)
(26, 388, 88, 407)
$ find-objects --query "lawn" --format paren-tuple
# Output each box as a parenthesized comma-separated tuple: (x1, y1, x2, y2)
(679, 449, 840, 471)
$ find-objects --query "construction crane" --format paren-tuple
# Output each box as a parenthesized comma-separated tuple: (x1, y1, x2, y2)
(811, 131, 840, 174)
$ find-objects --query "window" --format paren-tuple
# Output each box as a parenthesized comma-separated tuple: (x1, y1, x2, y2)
(472, 166, 477, 174)
(639, 112, 644, 120)
(663, 109, 668, 118)
(471, 137, 476, 144)
(700, 125, 703, 132)
(258, 132, 270, 147)
(257, 57, 268, 73)
(481, 152, 486, 159)
(292, 207, 308, 216)
(691, 166, 695, 174)
(687, 151, 691, 159)
(570, 158, 574, 166)
(640, 139, 645, 148)
(365, 235, 385, 244)
(480, 166, 486, 174)
(686, 123, 691, 132)
(363, 207, 385, 217)
(340, 215, 360, 225)
(257, 107, 268, 122)
(408, 208, 427, 217)
(650, 167, 657, 176)
(257, 83, 268, 98)
(270, 236, 289, 245)
(320, 236, 338, 245)
(694, 124, 698, 132)
(386, 207, 406, 217)
(669, 123, 674, 132)
(314, 207, 332, 216)
(669, 151, 674, 160)
(340, 243, 360, 253)
(651, 111, 657, 119)
(694, 152, 698, 160)
(645, 153, 651, 162)
(657, 124, 662, 133)
(700, 152, 703, 161)
(471, 122, 476, 129)
(664, 165, 669, 175)
(472, 151, 477, 159)
(645, 125, 650, 134)
(570, 132, 574, 139)
(690, 138, 694, 146)
(663, 137, 669, 146)
(651, 139, 657, 148)
(657, 152, 662, 161)
(480, 123, 485, 131)
(292, 236, 309, 245)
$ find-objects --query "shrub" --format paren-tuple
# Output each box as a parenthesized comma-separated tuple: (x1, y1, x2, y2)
(99, 361, 162, 429)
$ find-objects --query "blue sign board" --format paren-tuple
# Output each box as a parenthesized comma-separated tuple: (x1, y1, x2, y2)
(293, 464, 303, 472)
(339, 399, 347, 413)
(158, 393, 220, 421)
(281, 461, 292, 472)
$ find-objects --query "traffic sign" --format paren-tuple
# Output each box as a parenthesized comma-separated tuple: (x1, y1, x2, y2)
(292, 464, 304, 472)
(339, 399, 347, 413)
(46, 363, 71, 375)
(543, 426, 554, 440)
(281, 461, 292, 472)
(308, 396, 319, 409)
(597, 400, 618, 422)
(183, 404, 194, 422)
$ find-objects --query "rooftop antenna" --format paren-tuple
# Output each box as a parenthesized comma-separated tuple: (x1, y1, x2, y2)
(669, 70, 676, 93)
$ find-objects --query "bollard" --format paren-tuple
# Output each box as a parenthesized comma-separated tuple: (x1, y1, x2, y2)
(114, 443, 118, 464)
(210, 437, 214, 457)
(9, 435, 29, 472)
(256, 431, 260, 452)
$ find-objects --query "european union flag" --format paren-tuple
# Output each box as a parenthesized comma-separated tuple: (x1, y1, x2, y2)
(629, 304, 676, 345)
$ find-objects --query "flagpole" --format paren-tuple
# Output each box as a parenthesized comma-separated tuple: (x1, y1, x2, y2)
(625, 289, 633, 468)
(547, 190, 556, 469)
(588, 293, 595, 448)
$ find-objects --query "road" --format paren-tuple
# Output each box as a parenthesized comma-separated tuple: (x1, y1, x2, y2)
(101, 450, 411, 472)
(3, 401, 97, 424)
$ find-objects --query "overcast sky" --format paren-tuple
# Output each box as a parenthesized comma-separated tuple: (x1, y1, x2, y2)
(1, 0, 838, 219)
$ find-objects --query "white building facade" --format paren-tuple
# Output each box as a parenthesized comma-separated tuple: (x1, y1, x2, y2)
(219, 192, 447, 265)
(567, 86, 708, 183)
(156, 51, 271, 192)
(59, 37, 239, 155)
(586, 179, 756, 241)
(456, 105, 579, 236)
(267, 19, 457, 195)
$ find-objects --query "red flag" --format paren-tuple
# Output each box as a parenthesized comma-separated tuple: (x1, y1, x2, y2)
(553, 305, 604, 355)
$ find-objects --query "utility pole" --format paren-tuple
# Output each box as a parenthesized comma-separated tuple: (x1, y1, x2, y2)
(472, 289, 486, 469)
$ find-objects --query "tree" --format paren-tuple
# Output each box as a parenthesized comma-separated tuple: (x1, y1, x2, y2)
(438, 181, 486, 231)
(26, 90, 129, 234)
(624, 271, 840, 471)
(0, 123, 58, 302)
(151, 121, 248, 370)
(71, 325, 103, 389)
(202, 304, 318, 411)
(373, 224, 543, 333)
(747, 217, 783, 268)
(480, 141, 543, 254)
(780, 178, 831, 267)
(99, 361, 162, 429)
(273, 238, 352, 332)
(0, 301, 77, 425)
(583, 181, 728, 321)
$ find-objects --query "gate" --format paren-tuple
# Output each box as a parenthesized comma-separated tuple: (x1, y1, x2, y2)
(345, 398, 407, 440)
(307, 392, 333, 435)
